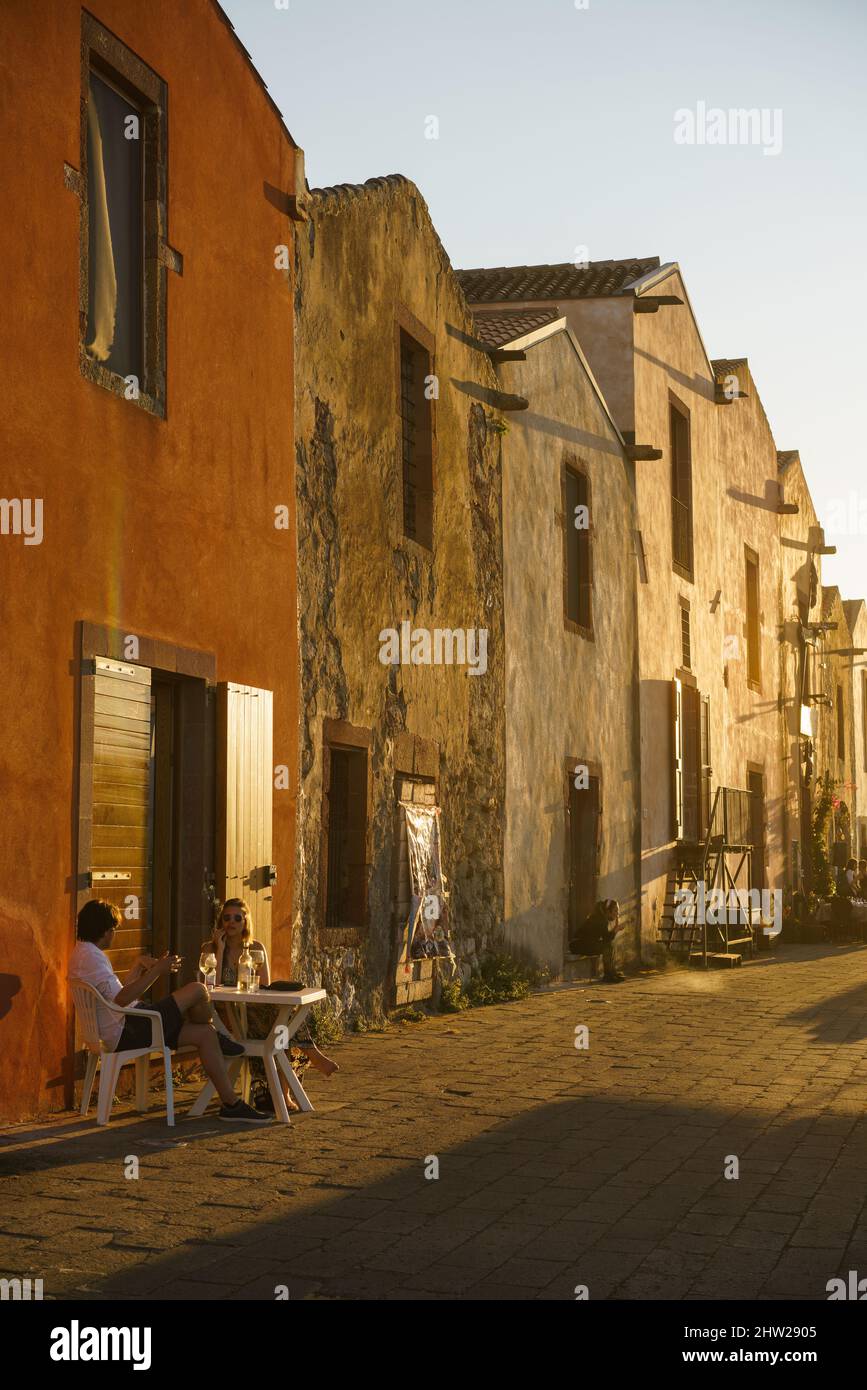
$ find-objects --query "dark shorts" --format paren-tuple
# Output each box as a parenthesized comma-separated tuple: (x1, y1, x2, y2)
(115, 995, 184, 1052)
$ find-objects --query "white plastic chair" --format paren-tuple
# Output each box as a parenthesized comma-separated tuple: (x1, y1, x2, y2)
(71, 980, 180, 1126)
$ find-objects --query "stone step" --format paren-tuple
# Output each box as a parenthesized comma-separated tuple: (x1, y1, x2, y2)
(689, 951, 743, 968)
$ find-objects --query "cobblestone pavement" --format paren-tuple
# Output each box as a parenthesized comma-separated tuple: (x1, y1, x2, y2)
(2, 943, 867, 1301)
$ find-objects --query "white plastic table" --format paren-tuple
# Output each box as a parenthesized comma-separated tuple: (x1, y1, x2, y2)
(188, 985, 326, 1124)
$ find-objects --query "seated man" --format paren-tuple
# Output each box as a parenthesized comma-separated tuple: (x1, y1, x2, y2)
(69, 899, 270, 1124)
(569, 898, 624, 983)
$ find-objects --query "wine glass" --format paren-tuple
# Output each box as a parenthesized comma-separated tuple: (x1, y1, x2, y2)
(199, 951, 217, 989)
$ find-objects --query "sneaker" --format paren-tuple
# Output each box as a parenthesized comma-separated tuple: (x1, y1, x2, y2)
(218, 1099, 272, 1124)
(218, 1033, 246, 1057)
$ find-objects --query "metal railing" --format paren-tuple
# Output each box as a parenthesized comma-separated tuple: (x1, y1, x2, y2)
(707, 785, 755, 849)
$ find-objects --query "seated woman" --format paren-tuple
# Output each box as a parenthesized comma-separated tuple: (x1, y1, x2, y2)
(203, 898, 338, 1113)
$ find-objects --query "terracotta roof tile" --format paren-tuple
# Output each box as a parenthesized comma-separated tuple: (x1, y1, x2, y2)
(456, 257, 660, 303)
(307, 173, 414, 207)
(711, 357, 747, 377)
(472, 306, 561, 348)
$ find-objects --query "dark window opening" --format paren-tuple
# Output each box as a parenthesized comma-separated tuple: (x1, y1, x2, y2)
(86, 70, 144, 382)
(670, 402, 693, 578)
(745, 547, 761, 687)
(400, 330, 434, 548)
(325, 747, 368, 933)
(563, 465, 592, 632)
(837, 684, 845, 761)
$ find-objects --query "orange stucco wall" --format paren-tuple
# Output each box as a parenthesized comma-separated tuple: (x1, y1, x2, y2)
(0, 1, 300, 1121)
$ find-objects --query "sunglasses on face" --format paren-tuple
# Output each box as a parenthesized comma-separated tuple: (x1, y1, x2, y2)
(222, 913, 244, 923)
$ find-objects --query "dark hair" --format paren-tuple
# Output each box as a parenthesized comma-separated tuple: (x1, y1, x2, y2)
(846, 858, 858, 871)
(76, 899, 122, 943)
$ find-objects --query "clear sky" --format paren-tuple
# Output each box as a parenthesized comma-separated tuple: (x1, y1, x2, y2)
(222, 0, 867, 604)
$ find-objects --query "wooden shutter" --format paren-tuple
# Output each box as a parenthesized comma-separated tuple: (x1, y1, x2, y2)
(673, 677, 684, 840)
(86, 657, 153, 974)
(217, 683, 274, 951)
(700, 694, 712, 841)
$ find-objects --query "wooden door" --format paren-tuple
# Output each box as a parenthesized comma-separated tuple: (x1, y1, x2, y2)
(568, 773, 600, 937)
(681, 684, 701, 843)
(748, 769, 766, 890)
(216, 683, 274, 951)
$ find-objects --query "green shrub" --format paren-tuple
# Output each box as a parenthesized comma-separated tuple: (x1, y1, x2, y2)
(396, 1007, 427, 1024)
(439, 977, 469, 1013)
(809, 773, 835, 898)
(465, 952, 533, 1007)
(307, 998, 343, 1048)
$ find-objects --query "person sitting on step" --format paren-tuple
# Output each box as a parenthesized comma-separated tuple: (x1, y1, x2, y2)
(569, 898, 625, 983)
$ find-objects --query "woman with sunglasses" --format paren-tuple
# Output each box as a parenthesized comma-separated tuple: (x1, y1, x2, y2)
(202, 898, 338, 1112)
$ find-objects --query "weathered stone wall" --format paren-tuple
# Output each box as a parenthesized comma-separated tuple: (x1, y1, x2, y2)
(844, 601, 867, 857)
(819, 588, 856, 848)
(495, 324, 642, 971)
(778, 454, 826, 879)
(293, 176, 505, 1024)
(716, 360, 788, 892)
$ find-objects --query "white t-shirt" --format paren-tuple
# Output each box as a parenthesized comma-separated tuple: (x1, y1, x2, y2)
(68, 940, 126, 1049)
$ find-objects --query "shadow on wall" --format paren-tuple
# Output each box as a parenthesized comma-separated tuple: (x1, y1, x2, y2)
(0, 974, 20, 1022)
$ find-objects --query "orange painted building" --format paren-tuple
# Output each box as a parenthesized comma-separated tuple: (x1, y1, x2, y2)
(0, 1, 305, 1121)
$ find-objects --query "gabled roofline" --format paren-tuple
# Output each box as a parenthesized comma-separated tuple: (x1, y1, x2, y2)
(210, 2, 300, 153)
(498, 316, 625, 449)
(631, 263, 719, 380)
(623, 261, 679, 296)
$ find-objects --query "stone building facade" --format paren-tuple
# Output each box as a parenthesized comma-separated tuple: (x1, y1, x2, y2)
(458, 257, 859, 950)
(471, 310, 642, 975)
(292, 176, 505, 1022)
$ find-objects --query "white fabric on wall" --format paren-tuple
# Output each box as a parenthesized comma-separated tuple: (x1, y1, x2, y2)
(85, 89, 117, 362)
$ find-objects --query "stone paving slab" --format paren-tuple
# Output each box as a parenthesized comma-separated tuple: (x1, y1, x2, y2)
(2, 943, 867, 1301)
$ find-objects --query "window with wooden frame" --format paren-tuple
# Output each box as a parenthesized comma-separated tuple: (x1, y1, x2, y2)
(679, 597, 691, 670)
(320, 720, 372, 942)
(397, 315, 435, 550)
(670, 398, 693, 580)
(562, 461, 593, 636)
(837, 684, 845, 761)
(79, 12, 169, 415)
(745, 546, 761, 689)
